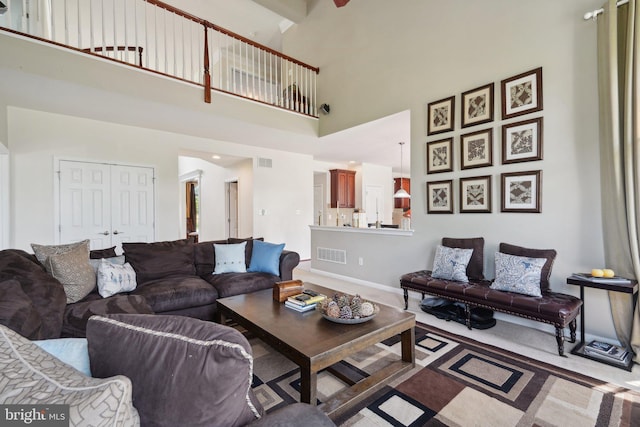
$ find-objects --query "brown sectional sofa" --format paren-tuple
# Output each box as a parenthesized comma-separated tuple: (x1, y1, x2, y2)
(400, 237, 583, 356)
(0, 237, 300, 339)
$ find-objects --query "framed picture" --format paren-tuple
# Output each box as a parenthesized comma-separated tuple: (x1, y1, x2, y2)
(460, 176, 492, 213)
(501, 67, 543, 119)
(427, 96, 455, 135)
(502, 117, 543, 164)
(501, 170, 542, 213)
(426, 138, 453, 174)
(460, 128, 493, 169)
(461, 83, 494, 128)
(427, 180, 453, 214)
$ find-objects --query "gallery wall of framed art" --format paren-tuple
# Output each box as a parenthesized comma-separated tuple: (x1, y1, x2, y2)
(424, 67, 544, 215)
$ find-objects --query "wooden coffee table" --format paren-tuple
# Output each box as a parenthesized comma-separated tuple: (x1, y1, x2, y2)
(215, 283, 416, 420)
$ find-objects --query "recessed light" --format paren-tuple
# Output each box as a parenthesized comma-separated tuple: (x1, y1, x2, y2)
(349, 160, 357, 164)
(212, 155, 221, 160)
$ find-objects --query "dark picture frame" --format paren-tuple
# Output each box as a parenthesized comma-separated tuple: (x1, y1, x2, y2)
(501, 117, 543, 164)
(461, 83, 494, 128)
(427, 96, 455, 135)
(460, 176, 492, 213)
(460, 128, 493, 170)
(426, 138, 453, 174)
(427, 180, 453, 214)
(501, 67, 543, 119)
(501, 170, 542, 213)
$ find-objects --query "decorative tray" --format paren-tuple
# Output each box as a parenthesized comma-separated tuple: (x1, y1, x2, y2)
(319, 292, 379, 324)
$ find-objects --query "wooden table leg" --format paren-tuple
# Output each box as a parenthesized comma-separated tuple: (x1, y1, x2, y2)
(299, 366, 318, 405)
(401, 327, 416, 364)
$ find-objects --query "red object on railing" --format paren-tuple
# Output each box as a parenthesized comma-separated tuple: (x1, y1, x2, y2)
(334, 0, 350, 7)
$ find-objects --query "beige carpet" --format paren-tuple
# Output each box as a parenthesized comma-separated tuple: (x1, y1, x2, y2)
(292, 263, 640, 394)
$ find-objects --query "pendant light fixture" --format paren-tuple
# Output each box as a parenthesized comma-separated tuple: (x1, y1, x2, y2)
(394, 142, 411, 199)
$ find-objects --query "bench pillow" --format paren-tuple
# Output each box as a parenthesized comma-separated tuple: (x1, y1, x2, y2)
(431, 245, 473, 283)
(490, 252, 547, 297)
(498, 243, 557, 293)
(442, 237, 485, 280)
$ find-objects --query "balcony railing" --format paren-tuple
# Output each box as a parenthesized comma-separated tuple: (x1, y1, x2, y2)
(0, 0, 319, 117)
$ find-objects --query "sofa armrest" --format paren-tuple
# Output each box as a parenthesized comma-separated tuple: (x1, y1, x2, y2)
(279, 250, 300, 281)
(246, 403, 335, 427)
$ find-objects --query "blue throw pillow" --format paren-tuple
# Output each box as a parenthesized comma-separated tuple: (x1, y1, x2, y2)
(33, 338, 91, 376)
(248, 240, 285, 276)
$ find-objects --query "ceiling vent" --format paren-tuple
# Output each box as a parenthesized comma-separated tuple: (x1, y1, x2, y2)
(258, 157, 273, 168)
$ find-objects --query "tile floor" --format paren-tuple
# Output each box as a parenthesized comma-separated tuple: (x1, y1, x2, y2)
(292, 262, 640, 393)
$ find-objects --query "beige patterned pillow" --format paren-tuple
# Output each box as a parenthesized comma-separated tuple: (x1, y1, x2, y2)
(0, 324, 140, 426)
(31, 240, 90, 265)
(44, 245, 96, 303)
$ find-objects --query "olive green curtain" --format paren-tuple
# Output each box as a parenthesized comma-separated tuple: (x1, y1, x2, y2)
(597, 0, 640, 362)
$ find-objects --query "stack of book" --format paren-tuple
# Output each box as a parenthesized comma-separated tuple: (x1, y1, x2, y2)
(583, 340, 630, 364)
(285, 292, 326, 312)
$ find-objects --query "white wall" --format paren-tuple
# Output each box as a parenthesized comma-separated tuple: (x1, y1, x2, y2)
(286, 0, 614, 339)
(8, 107, 181, 250)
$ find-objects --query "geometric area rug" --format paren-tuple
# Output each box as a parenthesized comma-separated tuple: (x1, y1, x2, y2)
(250, 322, 640, 427)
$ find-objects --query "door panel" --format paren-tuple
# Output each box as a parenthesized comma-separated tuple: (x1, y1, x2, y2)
(59, 161, 155, 253)
(111, 165, 155, 250)
(59, 161, 111, 249)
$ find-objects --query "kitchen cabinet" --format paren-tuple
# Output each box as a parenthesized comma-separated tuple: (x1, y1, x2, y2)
(330, 169, 356, 208)
(394, 178, 411, 209)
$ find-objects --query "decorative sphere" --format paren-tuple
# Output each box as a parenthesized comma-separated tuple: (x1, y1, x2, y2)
(360, 302, 375, 317)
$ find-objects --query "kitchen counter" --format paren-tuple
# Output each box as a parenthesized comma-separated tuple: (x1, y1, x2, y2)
(309, 225, 414, 236)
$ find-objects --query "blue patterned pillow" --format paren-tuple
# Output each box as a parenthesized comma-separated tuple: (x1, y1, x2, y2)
(431, 245, 473, 283)
(490, 252, 546, 297)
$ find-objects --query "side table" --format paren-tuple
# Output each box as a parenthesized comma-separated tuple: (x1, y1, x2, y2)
(566, 275, 638, 371)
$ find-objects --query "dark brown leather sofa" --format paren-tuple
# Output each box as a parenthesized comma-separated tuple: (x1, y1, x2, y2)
(0, 237, 300, 339)
(400, 238, 583, 356)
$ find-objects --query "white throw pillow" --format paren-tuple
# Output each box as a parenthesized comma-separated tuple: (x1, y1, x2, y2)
(490, 252, 546, 297)
(90, 255, 125, 273)
(213, 242, 247, 274)
(97, 259, 137, 298)
(431, 245, 473, 283)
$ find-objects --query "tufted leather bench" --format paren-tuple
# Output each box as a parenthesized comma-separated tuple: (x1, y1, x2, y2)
(400, 239, 582, 356)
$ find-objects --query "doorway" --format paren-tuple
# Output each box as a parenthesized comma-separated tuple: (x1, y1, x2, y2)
(185, 180, 199, 242)
(226, 180, 238, 238)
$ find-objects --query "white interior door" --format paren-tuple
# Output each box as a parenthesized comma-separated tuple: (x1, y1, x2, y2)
(59, 161, 112, 249)
(313, 184, 324, 226)
(59, 160, 155, 252)
(111, 165, 155, 249)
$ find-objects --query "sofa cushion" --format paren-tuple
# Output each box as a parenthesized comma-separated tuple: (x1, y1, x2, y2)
(499, 243, 557, 293)
(44, 244, 96, 303)
(248, 240, 285, 276)
(0, 324, 139, 426)
(123, 239, 196, 285)
(442, 237, 485, 280)
(86, 314, 263, 427)
(97, 259, 137, 298)
(214, 242, 247, 274)
(129, 276, 218, 313)
(0, 250, 66, 339)
(490, 252, 547, 297)
(90, 246, 117, 259)
(204, 272, 277, 298)
(31, 239, 90, 265)
(0, 279, 43, 339)
(431, 245, 473, 283)
(194, 239, 230, 276)
(62, 295, 153, 338)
